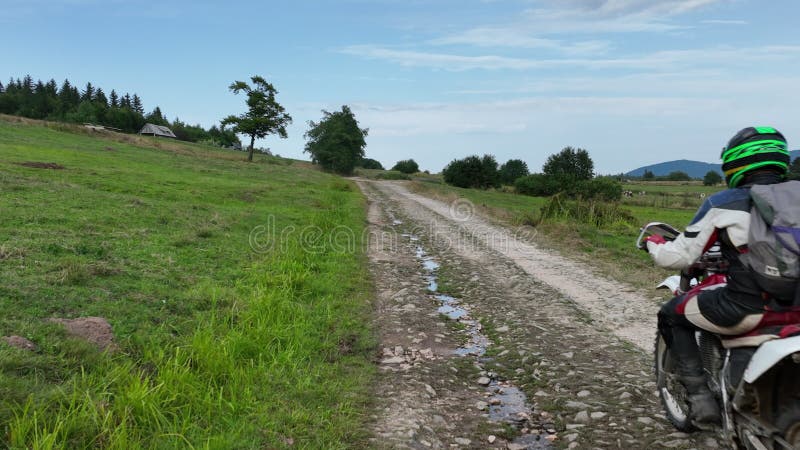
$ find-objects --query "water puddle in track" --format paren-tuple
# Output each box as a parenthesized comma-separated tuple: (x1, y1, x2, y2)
(400, 228, 550, 448)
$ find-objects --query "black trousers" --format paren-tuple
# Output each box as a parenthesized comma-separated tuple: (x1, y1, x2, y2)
(657, 289, 760, 376)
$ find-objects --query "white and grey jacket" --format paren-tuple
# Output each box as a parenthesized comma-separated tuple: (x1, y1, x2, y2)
(647, 188, 751, 270)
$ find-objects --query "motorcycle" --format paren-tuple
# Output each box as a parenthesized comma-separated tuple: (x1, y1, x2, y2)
(637, 222, 800, 449)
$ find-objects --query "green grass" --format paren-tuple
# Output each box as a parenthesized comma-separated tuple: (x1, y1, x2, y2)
(0, 117, 375, 448)
(621, 181, 724, 210)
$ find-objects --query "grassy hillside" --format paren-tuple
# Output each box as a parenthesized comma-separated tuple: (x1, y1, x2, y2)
(0, 117, 374, 448)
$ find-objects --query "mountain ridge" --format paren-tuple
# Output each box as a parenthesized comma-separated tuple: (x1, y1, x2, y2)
(625, 150, 800, 178)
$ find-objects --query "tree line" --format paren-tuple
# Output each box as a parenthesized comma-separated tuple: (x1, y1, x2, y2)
(0, 75, 238, 147)
(441, 147, 622, 201)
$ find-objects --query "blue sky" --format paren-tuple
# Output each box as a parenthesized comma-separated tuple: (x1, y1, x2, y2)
(4, 0, 800, 173)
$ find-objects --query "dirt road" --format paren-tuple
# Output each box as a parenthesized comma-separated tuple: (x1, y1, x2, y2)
(359, 180, 721, 449)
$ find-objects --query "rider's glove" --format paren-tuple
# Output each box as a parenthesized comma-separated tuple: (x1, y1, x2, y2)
(644, 234, 667, 252)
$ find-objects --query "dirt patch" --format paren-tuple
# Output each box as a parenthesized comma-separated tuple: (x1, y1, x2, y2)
(16, 161, 65, 170)
(48, 317, 117, 351)
(2, 335, 37, 352)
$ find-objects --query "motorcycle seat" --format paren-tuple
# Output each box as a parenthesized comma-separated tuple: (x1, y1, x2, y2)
(721, 324, 800, 349)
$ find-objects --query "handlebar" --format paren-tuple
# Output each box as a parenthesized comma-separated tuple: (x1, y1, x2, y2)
(637, 222, 728, 275)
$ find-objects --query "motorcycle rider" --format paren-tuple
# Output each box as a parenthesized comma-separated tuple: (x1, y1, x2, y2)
(645, 126, 792, 425)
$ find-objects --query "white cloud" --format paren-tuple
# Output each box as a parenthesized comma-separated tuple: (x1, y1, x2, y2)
(701, 19, 747, 24)
(342, 44, 800, 72)
(423, 0, 727, 53)
(430, 28, 611, 54)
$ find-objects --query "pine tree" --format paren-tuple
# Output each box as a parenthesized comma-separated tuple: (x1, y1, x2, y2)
(0, 80, 4, 93)
(81, 82, 94, 102)
(145, 106, 167, 125)
(122, 93, 132, 109)
(45, 79, 58, 96)
(22, 75, 34, 93)
(109, 90, 119, 108)
(58, 80, 76, 115)
(132, 94, 143, 114)
(94, 88, 108, 107)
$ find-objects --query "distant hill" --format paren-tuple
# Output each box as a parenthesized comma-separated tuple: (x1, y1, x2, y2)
(626, 150, 800, 178)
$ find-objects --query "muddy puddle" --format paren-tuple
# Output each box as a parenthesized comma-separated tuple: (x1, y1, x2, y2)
(404, 231, 552, 449)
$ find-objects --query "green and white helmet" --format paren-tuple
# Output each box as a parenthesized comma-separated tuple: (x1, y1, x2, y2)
(721, 126, 789, 188)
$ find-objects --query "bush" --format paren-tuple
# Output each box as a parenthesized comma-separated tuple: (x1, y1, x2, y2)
(391, 159, 419, 174)
(515, 174, 622, 201)
(499, 159, 529, 185)
(703, 170, 722, 186)
(374, 171, 410, 180)
(536, 195, 637, 228)
(442, 154, 499, 189)
(574, 177, 623, 201)
(666, 171, 692, 181)
(514, 174, 563, 197)
(358, 158, 384, 170)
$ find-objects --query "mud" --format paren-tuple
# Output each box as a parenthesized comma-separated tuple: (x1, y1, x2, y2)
(48, 316, 117, 351)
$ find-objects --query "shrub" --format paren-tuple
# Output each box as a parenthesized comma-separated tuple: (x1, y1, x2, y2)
(358, 158, 384, 170)
(374, 171, 410, 180)
(499, 159, 529, 185)
(442, 154, 499, 189)
(514, 174, 563, 197)
(666, 171, 692, 181)
(515, 174, 622, 201)
(536, 195, 637, 228)
(391, 159, 419, 174)
(703, 170, 722, 186)
(574, 177, 623, 201)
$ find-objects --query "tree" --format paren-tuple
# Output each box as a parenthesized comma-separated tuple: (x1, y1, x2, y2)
(666, 171, 692, 181)
(642, 169, 655, 180)
(94, 88, 108, 108)
(442, 154, 499, 189)
(358, 158, 384, 170)
(81, 82, 94, 102)
(304, 105, 368, 174)
(145, 106, 168, 125)
(109, 90, 119, 108)
(543, 147, 594, 181)
(703, 170, 723, 186)
(789, 158, 800, 180)
(499, 159, 529, 185)
(392, 159, 419, 174)
(222, 76, 293, 162)
(121, 93, 132, 109)
(132, 94, 144, 114)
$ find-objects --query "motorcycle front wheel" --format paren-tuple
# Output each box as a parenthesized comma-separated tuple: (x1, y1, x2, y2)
(655, 332, 696, 431)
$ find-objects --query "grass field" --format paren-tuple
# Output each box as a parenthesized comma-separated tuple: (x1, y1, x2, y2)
(409, 180, 722, 291)
(0, 117, 374, 448)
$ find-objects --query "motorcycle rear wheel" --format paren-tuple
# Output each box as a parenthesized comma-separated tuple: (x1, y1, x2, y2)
(775, 402, 800, 448)
(654, 332, 696, 431)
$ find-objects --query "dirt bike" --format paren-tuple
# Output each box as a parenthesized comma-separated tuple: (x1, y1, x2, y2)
(637, 222, 800, 449)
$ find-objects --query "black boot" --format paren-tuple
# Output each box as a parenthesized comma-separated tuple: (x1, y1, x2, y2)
(681, 374, 721, 426)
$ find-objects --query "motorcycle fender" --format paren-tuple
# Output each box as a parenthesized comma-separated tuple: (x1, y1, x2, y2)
(744, 334, 800, 383)
(656, 275, 681, 293)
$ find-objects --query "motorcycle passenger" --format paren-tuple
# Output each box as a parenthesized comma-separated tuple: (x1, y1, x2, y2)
(645, 126, 792, 426)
